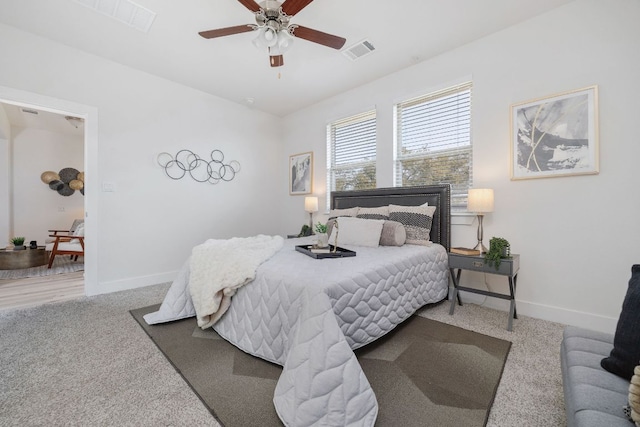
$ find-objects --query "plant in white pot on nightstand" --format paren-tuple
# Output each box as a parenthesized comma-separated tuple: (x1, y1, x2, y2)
(484, 237, 511, 270)
(10, 237, 26, 250)
(315, 222, 328, 248)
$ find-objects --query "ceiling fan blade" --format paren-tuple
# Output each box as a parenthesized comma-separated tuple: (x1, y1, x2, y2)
(270, 55, 284, 67)
(281, 0, 314, 16)
(236, 0, 262, 12)
(199, 25, 254, 39)
(292, 25, 346, 50)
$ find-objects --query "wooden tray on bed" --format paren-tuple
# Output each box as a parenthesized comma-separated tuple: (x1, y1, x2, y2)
(295, 245, 356, 259)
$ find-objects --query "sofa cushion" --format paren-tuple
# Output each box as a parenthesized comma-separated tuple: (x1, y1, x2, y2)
(561, 326, 632, 427)
(601, 264, 640, 381)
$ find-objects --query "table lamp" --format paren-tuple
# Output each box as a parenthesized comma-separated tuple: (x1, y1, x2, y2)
(304, 196, 318, 231)
(467, 188, 494, 254)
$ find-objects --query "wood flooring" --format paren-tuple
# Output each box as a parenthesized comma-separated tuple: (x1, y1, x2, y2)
(0, 272, 84, 311)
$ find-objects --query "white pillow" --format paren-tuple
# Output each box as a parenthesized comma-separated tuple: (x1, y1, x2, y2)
(328, 217, 384, 248)
(70, 223, 85, 244)
(328, 207, 360, 219)
(73, 223, 85, 236)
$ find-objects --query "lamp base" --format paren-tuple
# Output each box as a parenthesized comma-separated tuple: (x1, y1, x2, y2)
(473, 241, 488, 254)
(473, 213, 487, 254)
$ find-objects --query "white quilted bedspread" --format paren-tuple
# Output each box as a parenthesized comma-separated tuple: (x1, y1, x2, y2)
(144, 236, 449, 426)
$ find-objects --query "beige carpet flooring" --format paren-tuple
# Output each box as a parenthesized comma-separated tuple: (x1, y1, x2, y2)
(0, 283, 567, 426)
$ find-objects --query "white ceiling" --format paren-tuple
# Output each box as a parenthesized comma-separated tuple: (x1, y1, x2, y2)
(0, 0, 574, 117)
(1, 103, 84, 136)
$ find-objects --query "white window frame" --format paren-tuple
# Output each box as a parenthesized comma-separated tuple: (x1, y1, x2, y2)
(393, 82, 473, 211)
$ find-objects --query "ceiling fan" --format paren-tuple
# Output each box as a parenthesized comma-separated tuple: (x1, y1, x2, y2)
(199, 0, 347, 67)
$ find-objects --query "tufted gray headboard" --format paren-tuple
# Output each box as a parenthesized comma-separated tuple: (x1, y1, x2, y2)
(330, 184, 451, 251)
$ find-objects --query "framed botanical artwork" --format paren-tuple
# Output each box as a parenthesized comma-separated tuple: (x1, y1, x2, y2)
(289, 151, 313, 195)
(510, 85, 599, 180)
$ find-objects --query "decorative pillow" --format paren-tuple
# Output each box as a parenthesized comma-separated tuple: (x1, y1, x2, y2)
(70, 222, 85, 244)
(73, 223, 85, 237)
(628, 365, 640, 426)
(601, 265, 640, 380)
(388, 204, 436, 246)
(328, 207, 359, 220)
(328, 217, 384, 248)
(356, 206, 390, 221)
(379, 221, 406, 246)
(69, 219, 84, 233)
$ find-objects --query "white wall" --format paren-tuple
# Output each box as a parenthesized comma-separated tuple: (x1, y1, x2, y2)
(280, 0, 640, 333)
(11, 127, 84, 245)
(0, 106, 9, 246)
(0, 23, 283, 295)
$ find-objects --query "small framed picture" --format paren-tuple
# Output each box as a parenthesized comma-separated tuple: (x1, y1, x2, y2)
(289, 152, 313, 195)
(510, 86, 599, 180)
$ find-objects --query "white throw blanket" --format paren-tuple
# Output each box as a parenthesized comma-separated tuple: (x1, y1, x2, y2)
(189, 234, 284, 329)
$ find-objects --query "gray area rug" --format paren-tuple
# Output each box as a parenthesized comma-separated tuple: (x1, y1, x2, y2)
(131, 305, 511, 427)
(0, 256, 84, 279)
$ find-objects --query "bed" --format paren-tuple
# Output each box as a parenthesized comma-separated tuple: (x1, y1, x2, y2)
(144, 184, 451, 426)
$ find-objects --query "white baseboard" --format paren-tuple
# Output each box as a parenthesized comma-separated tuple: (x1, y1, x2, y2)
(88, 271, 178, 296)
(453, 290, 618, 335)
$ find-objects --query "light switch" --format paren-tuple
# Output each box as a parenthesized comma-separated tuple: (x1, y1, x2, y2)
(102, 182, 116, 192)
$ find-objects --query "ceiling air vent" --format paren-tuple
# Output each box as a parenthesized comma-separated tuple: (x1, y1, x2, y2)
(342, 39, 376, 61)
(21, 108, 39, 115)
(74, 0, 156, 33)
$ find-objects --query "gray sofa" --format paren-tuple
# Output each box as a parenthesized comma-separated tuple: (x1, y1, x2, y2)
(561, 326, 633, 426)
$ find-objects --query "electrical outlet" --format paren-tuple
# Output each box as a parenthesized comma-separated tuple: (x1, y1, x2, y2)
(102, 182, 116, 192)
(58, 207, 65, 212)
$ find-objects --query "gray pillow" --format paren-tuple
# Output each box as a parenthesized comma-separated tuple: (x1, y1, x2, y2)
(379, 221, 406, 246)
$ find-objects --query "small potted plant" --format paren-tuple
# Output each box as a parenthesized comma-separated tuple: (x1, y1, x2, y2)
(484, 237, 511, 270)
(10, 237, 26, 251)
(314, 222, 329, 248)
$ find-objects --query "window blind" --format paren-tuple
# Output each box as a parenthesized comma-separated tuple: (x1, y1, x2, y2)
(327, 110, 377, 207)
(394, 82, 472, 210)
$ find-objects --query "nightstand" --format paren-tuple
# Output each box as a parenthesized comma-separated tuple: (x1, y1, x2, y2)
(448, 253, 520, 331)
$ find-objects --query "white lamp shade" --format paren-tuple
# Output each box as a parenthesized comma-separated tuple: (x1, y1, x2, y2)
(263, 27, 278, 47)
(277, 29, 294, 52)
(252, 27, 278, 49)
(304, 196, 318, 213)
(467, 188, 494, 213)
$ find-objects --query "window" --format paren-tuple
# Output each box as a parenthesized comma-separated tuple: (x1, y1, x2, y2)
(326, 110, 377, 206)
(394, 82, 472, 210)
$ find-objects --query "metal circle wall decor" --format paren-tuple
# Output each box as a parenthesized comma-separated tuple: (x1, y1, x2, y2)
(157, 149, 241, 185)
(41, 168, 85, 196)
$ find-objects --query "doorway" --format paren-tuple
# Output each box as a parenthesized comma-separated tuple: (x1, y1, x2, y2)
(0, 84, 98, 298)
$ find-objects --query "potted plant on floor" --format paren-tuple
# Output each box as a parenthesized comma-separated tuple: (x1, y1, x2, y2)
(10, 237, 26, 251)
(484, 237, 511, 270)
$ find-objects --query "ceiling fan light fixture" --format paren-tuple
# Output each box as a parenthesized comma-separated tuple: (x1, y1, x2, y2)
(263, 27, 278, 46)
(201, 0, 345, 67)
(253, 26, 279, 49)
(277, 29, 294, 52)
(252, 27, 266, 48)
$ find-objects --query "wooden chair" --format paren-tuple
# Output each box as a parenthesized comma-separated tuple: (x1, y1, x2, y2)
(45, 221, 84, 268)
